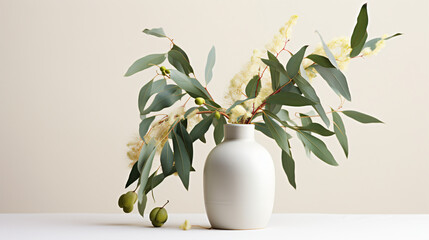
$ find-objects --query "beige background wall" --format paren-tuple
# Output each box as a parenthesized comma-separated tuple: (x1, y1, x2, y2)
(0, 0, 428, 214)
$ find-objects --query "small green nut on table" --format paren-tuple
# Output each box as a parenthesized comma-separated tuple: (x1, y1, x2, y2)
(149, 200, 169, 227)
(118, 191, 137, 213)
(195, 97, 205, 105)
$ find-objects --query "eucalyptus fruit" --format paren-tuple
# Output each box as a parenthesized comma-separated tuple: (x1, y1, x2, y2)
(214, 111, 221, 119)
(195, 97, 205, 105)
(149, 200, 169, 227)
(160, 66, 169, 75)
(118, 191, 137, 213)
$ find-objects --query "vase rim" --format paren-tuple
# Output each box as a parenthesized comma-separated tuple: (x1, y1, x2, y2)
(224, 124, 254, 140)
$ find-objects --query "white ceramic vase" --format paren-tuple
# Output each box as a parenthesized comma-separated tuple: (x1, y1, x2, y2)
(203, 124, 275, 230)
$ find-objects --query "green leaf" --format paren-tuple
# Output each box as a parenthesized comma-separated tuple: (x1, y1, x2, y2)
(277, 109, 292, 123)
(144, 173, 165, 194)
(297, 131, 338, 166)
(213, 116, 226, 145)
(286, 45, 308, 78)
(137, 194, 147, 217)
(281, 151, 296, 189)
(363, 33, 402, 51)
(205, 46, 216, 85)
(226, 98, 254, 113)
(160, 141, 174, 175)
(267, 92, 315, 106)
(142, 28, 167, 38)
(296, 123, 334, 136)
(313, 65, 351, 101)
(168, 45, 194, 76)
(137, 147, 156, 208)
(350, 32, 368, 58)
(332, 110, 349, 157)
(245, 75, 261, 98)
(139, 116, 155, 142)
(125, 53, 166, 77)
(125, 162, 140, 188)
(176, 121, 193, 163)
(263, 114, 291, 155)
(293, 74, 329, 127)
(315, 31, 338, 68)
(341, 110, 383, 124)
(254, 122, 273, 139)
(137, 140, 156, 172)
(138, 80, 153, 115)
(169, 70, 209, 98)
(138, 79, 167, 116)
(306, 54, 335, 68)
(297, 113, 312, 157)
(350, 3, 369, 58)
(265, 102, 282, 115)
(172, 131, 191, 190)
(190, 113, 214, 142)
(141, 85, 184, 115)
(262, 51, 291, 79)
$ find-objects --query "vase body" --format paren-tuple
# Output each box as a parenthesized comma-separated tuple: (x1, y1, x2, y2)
(203, 124, 275, 230)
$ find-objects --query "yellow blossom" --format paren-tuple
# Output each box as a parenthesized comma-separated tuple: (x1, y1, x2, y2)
(179, 220, 191, 230)
(126, 136, 143, 167)
(229, 104, 248, 123)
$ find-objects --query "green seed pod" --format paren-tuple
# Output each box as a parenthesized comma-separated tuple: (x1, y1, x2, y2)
(160, 66, 166, 72)
(149, 207, 161, 223)
(195, 97, 205, 105)
(155, 208, 168, 223)
(215, 111, 221, 119)
(123, 205, 133, 213)
(165, 69, 170, 74)
(151, 220, 164, 227)
(118, 194, 126, 208)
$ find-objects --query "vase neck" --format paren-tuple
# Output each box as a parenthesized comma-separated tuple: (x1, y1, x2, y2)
(224, 124, 255, 141)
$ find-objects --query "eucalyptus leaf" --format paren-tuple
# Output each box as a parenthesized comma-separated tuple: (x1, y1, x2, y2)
(141, 85, 184, 115)
(286, 45, 308, 78)
(139, 116, 155, 142)
(138, 80, 154, 115)
(137, 140, 156, 172)
(125, 162, 140, 188)
(341, 110, 383, 124)
(245, 75, 261, 98)
(205, 46, 216, 85)
(350, 3, 369, 58)
(297, 131, 338, 166)
(364, 33, 402, 51)
(265, 102, 281, 114)
(168, 45, 194, 75)
(144, 173, 165, 194)
(137, 147, 156, 205)
(297, 113, 312, 157)
(142, 28, 167, 38)
(190, 113, 214, 142)
(169, 70, 209, 98)
(137, 194, 147, 217)
(262, 51, 291, 79)
(172, 131, 191, 190)
(296, 123, 334, 136)
(125, 53, 166, 77)
(313, 65, 351, 101)
(263, 114, 291, 155)
(315, 31, 338, 68)
(267, 92, 315, 106)
(160, 141, 174, 175)
(168, 50, 194, 76)
(213, 116, 226, 145)
(306, 54, 335, 68)
(281, 151, 296, 189)
(176, 121, 193, 163)
(332, 110, 349, 157)
(254, 122, 273, 139)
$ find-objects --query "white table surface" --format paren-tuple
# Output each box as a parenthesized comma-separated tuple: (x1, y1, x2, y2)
(1, 213, 428, 240)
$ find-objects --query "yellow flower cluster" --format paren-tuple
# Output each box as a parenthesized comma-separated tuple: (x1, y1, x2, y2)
(126, 136, 143, 167)
(224, 15, 299, 121)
